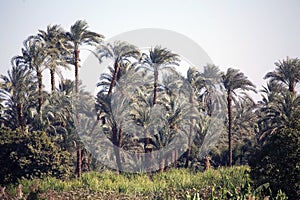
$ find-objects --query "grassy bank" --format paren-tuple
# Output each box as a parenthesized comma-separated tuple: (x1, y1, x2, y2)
(5, 166, 286, 199)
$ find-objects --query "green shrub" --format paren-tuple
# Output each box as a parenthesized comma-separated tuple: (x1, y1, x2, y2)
(0, 127, 72, 185)
(249, 127, 300, 200)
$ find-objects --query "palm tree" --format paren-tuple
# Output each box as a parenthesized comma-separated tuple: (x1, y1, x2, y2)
(187, 65, 224, 116)
(38, 24, 70, 93)
(12, 36, 47, 113)
(221, 68, 256, 167)
(185, 65, 224, 167)
(96, 41, 140, 96)
(96, 42, 140, 172)
(0, 65, 37, 131)
(66, 20, 104, 94)
(264, 57, 300, 93)
(66, 20, 103, 177)
(138, 46, 180, 105)
(257, 90, 300, 143)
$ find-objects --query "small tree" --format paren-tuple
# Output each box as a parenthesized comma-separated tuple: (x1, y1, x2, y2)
(0, 127, 71, 185)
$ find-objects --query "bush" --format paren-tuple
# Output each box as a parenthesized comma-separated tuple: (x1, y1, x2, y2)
(0, 127, 72, 185)
(249, 127, 300, 200)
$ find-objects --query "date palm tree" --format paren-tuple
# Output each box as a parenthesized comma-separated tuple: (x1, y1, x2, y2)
(186, 65, 225, 167)
(38, 24, 70, 93)
(264, 57, 300, 93)
(12, 36, 47, 113)
(136, 47, 180, 157)
(96, 41, 140, 96)
(187, 65, 224, 116)
(0, 65, 37, 131)
(221, 68, 256, 167)
(257, 89, 300, 143)
(138, 46, 180, 105)
(66, 20, 104, 94)
(96, 42, 140, 172)
(66, 20, 103, 177)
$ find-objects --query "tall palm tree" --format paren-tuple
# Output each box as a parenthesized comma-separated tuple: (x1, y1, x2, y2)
(221, 68, 256, 167)
(185, 65, 224, 167)
(66, 20, 104, 94)
(12, 36, 47, 113)
(136, 47, 180, 157)
(138, 46, 180, 105)
(96, 42, 140, 172)
(264, 57, 300, 93)
(38, 24, 70, 93)
(66, 20, 103, 178)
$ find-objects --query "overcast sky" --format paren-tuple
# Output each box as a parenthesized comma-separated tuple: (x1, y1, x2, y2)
(1, 0, 300, 96)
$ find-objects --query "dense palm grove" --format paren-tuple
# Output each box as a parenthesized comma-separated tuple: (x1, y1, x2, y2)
(0, 20, 299, 199)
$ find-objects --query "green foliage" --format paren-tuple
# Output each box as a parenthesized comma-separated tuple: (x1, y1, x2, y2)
(5, 166, 288, 199)
(250, 126, 300, 200)
(0, 127, 72, 185)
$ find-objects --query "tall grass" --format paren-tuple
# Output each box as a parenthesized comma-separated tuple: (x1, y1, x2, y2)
(6, 166, 287, 199)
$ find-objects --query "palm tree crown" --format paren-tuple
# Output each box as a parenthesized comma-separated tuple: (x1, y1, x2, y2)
(38, 24, 70, 92)
(264, 57, 300, 93)
(66, 20, 104, 94)
(138, 46, 180, 105)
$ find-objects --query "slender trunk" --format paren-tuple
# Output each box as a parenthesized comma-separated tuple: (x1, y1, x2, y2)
(160, 157, 165, 173)
(74, 48, 82, 178)
(50, 68, 55, 93)
(112, 125, 122, 172)
(108, 62, 119, 96)
(76, 147, 82, 178)
(173, 149, 178, 167)
(227, 92, 233, 167)
(171, 150, 175, 167)
(185, 93, 194, 168)
(289, 83, 295, 94)
(17, 104, 24, 132)
(82, 149, 89, 172)
(37, 69, 43, 113)
(175, 149, 178, 167)
(117, 123, 123, 172)
(204, 156, 211, 171)
(118, 123, 123, 149)
(185, 123, 193, 168)
(74, 49, 80, 94)
(153, 69, 158, 105)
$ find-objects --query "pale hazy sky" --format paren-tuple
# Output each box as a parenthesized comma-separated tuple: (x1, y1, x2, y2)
(1, 0, 300, 95)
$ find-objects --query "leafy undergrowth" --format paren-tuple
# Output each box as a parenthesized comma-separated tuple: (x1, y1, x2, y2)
(5, 166, 287, 199)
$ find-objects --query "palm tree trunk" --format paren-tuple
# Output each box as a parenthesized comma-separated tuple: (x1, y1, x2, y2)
(108, 62, 119, 96)
(37, 69, 43, 113)
(289, 83, 295, 94)
(185, 122, 194, 168)
(50, 68, 55, 93)
(17, 104, 24, 132)
(112, 125, 122, 172)
(82, 149, 89, 172)
(185, 93, 194, 168)
(160, 157, 165, 172)
(204, 156, 211, 171)
(227, 92, 233, 167)
(153, 69, 158, 105)
(117, 123, 123, 172)
(76, 147, 82, 178)
(74, 48, 82, 178)
(74, 49, 80, 94)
